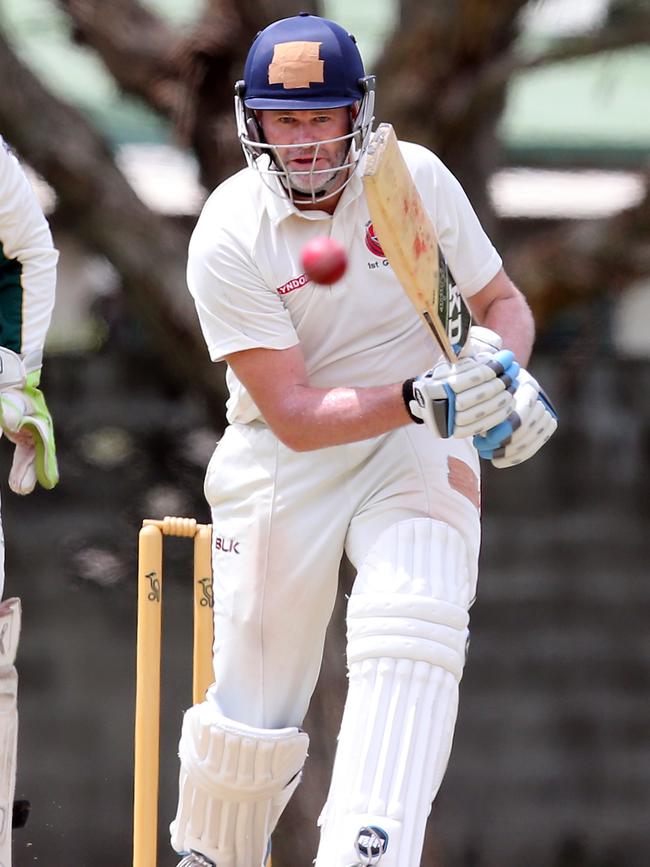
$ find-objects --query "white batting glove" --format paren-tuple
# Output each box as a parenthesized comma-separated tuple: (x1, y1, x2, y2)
(473, 368, 558, 467)
(459, 325, 503, 359)
(403, 349, 519, 438)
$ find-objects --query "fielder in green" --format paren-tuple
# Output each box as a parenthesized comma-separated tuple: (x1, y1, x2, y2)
(0, 136, 58, 866)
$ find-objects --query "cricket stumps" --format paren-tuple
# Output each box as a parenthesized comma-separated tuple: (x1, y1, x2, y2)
(133, 517, 213, 867)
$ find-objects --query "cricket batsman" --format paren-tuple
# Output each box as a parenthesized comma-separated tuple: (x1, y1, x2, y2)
(170, 14, 557, 867)
(0, 137, 58, 866)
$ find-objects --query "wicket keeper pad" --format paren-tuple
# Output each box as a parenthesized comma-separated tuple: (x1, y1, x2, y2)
(316, 519, 471, 867)
(0, 599, 20, 867)
(170, 703, 309, 867)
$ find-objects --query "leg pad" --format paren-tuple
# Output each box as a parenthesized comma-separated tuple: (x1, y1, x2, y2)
(316, 520, 470, 867)
(170, 702, 308, 867)
(0, 599, 20, 867)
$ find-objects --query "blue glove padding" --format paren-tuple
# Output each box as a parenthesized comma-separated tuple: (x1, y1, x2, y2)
(473, 369, 557, 467)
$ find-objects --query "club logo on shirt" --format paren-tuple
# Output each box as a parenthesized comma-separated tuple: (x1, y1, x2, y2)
(365, 221, 385, 258)
(277, 273, 309, 295)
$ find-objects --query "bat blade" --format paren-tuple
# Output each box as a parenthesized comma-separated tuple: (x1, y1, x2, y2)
(362, 122, 471, 360)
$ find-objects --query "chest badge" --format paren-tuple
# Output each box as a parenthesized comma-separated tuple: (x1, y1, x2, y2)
(365, 220, 385, 258)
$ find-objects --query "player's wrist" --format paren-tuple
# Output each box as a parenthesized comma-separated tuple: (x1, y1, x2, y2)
(21, 350, 43, 376)
(401, 378, 424, 425)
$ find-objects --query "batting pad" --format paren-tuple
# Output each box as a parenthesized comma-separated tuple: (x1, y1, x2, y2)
(316, 519, 470, 867)
(0, 599, 20, 867)
(170, 702, 309, 867)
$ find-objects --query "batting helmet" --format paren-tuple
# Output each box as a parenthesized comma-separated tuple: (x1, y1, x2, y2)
(240, 13, 367, 110)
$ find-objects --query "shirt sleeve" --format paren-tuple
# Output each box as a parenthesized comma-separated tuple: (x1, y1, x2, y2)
(409, 144, 502, 299)
(187, 202, 299, 363)
(0, 138, 57, 365)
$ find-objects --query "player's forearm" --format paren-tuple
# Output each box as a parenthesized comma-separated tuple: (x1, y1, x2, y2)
(265, 382, 411, 451)
(469, 269, 535, 366)
(478, 291, 535, 366)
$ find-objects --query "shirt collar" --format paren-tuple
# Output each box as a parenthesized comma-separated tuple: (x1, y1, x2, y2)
(262, 168, 364, 226)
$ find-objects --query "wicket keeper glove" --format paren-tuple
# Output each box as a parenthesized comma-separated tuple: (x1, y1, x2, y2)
(403, 349, 519, 438)
(0, 370, 59, 494)
(473, 368, 558, 467)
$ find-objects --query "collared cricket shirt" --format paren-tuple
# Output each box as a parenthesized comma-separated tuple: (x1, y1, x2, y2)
(188, 140, 502, 424)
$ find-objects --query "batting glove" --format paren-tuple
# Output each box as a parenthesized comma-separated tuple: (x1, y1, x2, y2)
(0, 370, 59, 494)
(403, 349, 519, 438)
(459, 325, 503, 359)
(473, 369, 558, 467)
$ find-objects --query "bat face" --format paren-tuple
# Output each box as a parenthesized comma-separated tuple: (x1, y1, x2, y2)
(362, 123, 472, 359)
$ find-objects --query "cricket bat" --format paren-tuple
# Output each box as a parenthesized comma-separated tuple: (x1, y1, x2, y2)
(362, 123, 472, 360)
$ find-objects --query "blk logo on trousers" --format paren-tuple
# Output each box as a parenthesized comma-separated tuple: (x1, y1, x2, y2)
(215, 536, 240, 554)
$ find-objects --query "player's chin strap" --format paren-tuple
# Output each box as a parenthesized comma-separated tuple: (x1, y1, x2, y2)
(235, 76, 376, 206)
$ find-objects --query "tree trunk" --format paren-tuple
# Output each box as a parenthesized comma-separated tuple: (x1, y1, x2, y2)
(374, 0, 529, 238)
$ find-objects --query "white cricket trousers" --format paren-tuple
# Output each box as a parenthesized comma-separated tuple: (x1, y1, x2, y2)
(204, 421, 481, 730)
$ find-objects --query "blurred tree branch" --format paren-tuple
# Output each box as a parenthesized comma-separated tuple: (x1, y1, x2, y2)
(0, 28, 224, 415)
(57, 0, 321, 187)
(518, 21, 650, 70)
(460, 19, 650, 131)
(375, 0, 530, 233)
(57, 0, 181, 115)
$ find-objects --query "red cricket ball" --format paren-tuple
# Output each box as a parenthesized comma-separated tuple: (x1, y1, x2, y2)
(300, 236, 348, 285)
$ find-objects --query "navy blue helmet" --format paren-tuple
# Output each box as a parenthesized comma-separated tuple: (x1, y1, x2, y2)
(241, 13, 367, 110)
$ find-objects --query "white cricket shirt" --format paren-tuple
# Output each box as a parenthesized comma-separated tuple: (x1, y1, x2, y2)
(0, 138, 57, 365)
(188, 140, 502, 424)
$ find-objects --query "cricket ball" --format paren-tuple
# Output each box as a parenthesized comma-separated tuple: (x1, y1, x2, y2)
(301, 236, 348, 285)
